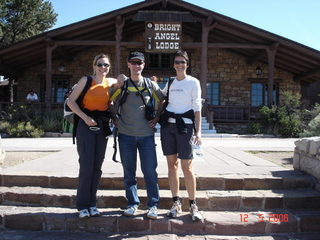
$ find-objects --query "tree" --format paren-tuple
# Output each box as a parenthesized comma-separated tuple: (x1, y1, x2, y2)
(0, 0, 58, 47)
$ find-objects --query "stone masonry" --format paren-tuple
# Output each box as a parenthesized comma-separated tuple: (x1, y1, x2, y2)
(294, 137, 320, 191)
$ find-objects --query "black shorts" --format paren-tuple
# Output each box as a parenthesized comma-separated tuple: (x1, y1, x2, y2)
(160, 123, 194, 159)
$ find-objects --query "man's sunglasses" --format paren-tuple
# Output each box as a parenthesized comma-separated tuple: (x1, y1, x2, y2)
(174, 60, 187, 65)
(96, 63, 110, 68)
(130, 61, 144, 65)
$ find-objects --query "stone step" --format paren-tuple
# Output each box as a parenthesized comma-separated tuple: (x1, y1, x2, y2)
(1, 186, 320, 211)
(1, 205, 319, 235)
(0, 173, 316, 190)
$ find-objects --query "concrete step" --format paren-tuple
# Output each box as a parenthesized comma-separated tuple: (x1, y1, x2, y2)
(1, 186, 320, 211)
(0, 173, 316, 190)
(1, 205, 319, 235)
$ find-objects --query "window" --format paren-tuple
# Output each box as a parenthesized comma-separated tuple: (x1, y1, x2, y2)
(41, 76, 70, 102)
(251, 83, 278, 106)
(206, 82, 220, 105)
(147, 53, 171, 69)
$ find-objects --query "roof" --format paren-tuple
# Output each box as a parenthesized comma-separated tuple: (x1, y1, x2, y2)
(0, 0, 320, 83)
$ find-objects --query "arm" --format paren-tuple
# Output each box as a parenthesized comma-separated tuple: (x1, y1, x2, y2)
(193, 110, 202, 145)
(67, 77, 97, 127)
(108, 101, 118, 128)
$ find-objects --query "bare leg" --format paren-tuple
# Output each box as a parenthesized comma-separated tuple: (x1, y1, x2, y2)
(166, 154, 179, 197)
(180, 159, 196, 200)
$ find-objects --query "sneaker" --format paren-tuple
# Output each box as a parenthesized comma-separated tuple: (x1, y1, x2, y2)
(89, 207, 100, 217)
(147, 206, 158, 220)
(124, 205, 137, 216)
(167, 200, 182, 218)
(78, 209, 90, 218)
(190, 203, 202, 221)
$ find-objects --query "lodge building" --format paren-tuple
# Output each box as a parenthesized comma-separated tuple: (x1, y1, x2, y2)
(0, 0, 320, 133)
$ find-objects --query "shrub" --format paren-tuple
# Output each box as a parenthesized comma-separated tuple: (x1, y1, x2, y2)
(259, 92, 303, 137)
(0, 103, 62, 137)
(6, 121, 44, 138)
(247, 122, 261, 134)
(41, 109, 63, 132)
(300, 113, 320, 137)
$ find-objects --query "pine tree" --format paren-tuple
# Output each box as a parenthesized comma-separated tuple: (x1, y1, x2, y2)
(0, 0, 58, 47)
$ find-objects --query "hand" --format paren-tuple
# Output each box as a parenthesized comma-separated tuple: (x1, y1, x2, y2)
(84, 116, 97, 127)
(192, 134, 202, 145)
(112, 116, 119, 128)
(116, 74, 127, 88)
(148, 119, 157, 129)
(150, 76, 158, 82)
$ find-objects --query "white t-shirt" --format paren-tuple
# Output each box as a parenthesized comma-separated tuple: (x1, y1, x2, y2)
(26, 93, 38, 101)
(162, 75, 202, 124)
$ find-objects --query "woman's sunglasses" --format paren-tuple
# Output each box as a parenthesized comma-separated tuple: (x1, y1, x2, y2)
(96, 63, 110, 68)
(174, 60, 187, 65)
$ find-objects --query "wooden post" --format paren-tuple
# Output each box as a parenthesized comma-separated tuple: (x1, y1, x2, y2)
(115, 15, 125, 77)
(266, 47, 277, 105)
(45, 44, 57, 112)
(201, 17, 217, 99)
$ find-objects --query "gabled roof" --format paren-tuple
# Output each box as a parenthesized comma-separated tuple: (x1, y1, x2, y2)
(1, 0, 320, 83)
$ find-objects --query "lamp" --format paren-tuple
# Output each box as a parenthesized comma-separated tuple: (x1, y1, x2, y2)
(255, 66, 262, 76)
(58, 63, 66, 72)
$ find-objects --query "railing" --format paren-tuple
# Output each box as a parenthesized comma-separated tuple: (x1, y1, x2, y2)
(0, 102, 64, 117)
(203, 105, 261, 129)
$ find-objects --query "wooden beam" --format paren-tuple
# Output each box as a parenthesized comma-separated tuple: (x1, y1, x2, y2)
(45, 37, 73, 62)
(183, 42, 268, 49)
(162, 0, 167, 9)
(46, 44, 57, 112)
(266, 47, 277, 105)
(115, 15, 125, 77)
(294, 69, 320, 82)
(0, 63, 23, 77)
(248, 42, 280, 64)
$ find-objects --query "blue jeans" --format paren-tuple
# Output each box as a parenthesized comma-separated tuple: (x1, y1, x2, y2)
(118, 133, 160, 208)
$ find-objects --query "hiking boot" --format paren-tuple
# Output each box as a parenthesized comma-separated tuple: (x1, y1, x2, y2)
(124, 205, 137, 216)
(147, 206, 158, 220)
(89, 207, 100, 217)
(167, 200, 182, 218)
(78, 209, 90, 218)
(190, 203, 202, 221)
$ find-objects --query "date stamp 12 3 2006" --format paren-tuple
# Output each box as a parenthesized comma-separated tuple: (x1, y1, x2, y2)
(240, 213, 289, 223)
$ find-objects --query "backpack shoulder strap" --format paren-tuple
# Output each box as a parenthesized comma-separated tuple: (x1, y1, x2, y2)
(143, 77, 153, 100)
(76, 76, 92, 107)
(166, 77, 174, 105)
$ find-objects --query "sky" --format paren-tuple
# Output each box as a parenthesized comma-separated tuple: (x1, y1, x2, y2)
(49, 0, 320, 51)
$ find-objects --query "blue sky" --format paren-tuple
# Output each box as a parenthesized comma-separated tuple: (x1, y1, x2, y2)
(49, 0, 320, 51)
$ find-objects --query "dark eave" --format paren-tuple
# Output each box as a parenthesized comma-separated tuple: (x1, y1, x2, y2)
(0, 0, 319, 83)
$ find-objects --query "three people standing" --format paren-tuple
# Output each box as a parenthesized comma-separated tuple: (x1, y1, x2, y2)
(69, 50, 202, 221)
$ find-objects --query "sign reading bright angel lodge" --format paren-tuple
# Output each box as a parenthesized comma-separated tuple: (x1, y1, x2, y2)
(145, 21, 182, 52)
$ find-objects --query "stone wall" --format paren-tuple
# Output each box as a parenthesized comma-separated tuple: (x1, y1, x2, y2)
(0, 136, 5, 166)
(294, 137, 320, 191)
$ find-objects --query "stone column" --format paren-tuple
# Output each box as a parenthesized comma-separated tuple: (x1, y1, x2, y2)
(0, 136, 6, 167)
(294, 137, 320, 191)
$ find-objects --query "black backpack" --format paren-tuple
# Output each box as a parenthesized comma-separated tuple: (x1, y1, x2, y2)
(63, 76, 92, 125)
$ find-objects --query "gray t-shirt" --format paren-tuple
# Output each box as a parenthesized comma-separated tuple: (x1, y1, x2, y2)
(110, 78, 165, 137)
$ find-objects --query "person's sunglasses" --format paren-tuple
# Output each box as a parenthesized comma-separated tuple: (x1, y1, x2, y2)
(96, 63, 110, 67)
(174, 60, 187, 65)
(130, 61, 143, 65)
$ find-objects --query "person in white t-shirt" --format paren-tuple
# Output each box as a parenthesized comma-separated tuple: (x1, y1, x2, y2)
(26, 90, 39, 104)
(152, 50, 203, 222)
